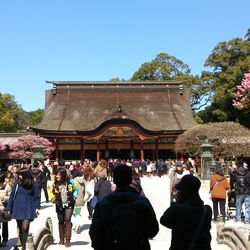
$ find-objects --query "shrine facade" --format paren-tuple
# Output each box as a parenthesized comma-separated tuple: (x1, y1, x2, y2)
(31, 81, 197, 161)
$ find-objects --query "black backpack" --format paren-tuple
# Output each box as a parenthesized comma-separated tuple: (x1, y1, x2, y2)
(106, 193, 145, 250)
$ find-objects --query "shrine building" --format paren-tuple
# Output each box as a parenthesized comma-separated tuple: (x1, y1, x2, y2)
(30, 81, 197, 162)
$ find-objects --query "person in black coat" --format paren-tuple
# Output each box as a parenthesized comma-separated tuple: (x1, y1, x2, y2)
(39, 161, 51, 203)
(6, 167, 40, 250)
(160, 175, 212, 250)
(94, 172, 112, 201)
(230, 160, 250, 223)
(89, 164, 159, 250)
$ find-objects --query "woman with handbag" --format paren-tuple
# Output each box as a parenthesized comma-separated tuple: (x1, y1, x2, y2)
(210, 163, 230, 222)
(0, 171, 12, 247)
(5, 167, 40, 250)
(49, 167, 78, 247)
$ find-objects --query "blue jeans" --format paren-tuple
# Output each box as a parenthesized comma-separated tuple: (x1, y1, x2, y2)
(236, 195, 250, 223)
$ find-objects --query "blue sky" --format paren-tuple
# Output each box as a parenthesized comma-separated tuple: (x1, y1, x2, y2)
(0, 0, 249, 111)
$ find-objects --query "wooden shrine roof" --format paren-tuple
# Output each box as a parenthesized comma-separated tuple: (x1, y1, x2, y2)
(31, 81, 197, 135)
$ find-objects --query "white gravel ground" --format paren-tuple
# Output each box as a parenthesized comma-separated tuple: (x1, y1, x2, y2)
(3, 175, 231, 250)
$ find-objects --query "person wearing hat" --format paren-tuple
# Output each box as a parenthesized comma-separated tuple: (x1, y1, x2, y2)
(89, 164, 159, 250)
(169, 161, 185, 204)
(160, 175, 212, 250)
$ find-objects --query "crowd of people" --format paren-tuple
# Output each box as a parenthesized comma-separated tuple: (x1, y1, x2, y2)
(0, 157, 249, 249)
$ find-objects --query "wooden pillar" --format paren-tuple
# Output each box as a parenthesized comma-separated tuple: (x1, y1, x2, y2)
(105, 140, 109, 159)
(55, 139, 59, 161)
(155, 138, 159, 161)
(80, 138, 85, 162)
(140, 140, 144, 161)
(96, 140, 100, 162)
(130, 140, 134, 159)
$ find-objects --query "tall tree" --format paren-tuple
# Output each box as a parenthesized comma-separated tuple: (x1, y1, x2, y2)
(27, 108, 44, 126)
(131, 53, 204, 109)
(0, 93, 28, 132)
(131, 53, 191, 81)
(197, 28, 250, 127)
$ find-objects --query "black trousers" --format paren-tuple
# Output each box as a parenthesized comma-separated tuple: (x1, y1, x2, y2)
(212, 198, 226, 221)
(0, 222, 8, 242)
(41, 182, 49, 202)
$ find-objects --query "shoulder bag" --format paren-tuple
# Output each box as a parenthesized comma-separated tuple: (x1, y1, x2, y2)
(188, 205, 208, 250)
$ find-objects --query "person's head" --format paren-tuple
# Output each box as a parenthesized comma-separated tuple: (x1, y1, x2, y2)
(175, 161, 183, 173)
(56, 167, 68, 183)
(71, 169, 82, 179)
(18, 167, 34, 188)
(58, 159, 65, 167)
(4, 170, 13, 179)
(33, 161, 40, 168)
(175, 175, 201, 201)
(98, 160, 107, 169)
(214, 163, 224, 176)
(83, 165, 94, 180)
(113, 164, 132, 188)
(11, 165, 18, 174)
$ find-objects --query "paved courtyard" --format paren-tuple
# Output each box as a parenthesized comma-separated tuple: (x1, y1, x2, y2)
(3, 175, 232, 250)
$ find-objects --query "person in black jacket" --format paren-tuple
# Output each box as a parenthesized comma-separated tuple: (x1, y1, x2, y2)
(89, 164, 159, 250)
(30, 161, 43, 207)
(230, 160, 250, 223)
(38, 161, 51, 203)
(160, 175, 212, 250)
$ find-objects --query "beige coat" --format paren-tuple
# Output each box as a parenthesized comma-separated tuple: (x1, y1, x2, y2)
(74, 176, 86, 207)
(0, 181, 12, 211)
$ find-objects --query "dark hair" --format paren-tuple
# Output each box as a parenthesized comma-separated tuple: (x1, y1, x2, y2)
(0, 172, 5, 183)
(214, 163, 224, 176)
(57, 167, 68, 183)
(58, 159, 65, 167)
(4, 170, 13, 179)
(71, 169, 82, 178)
(33, 161, 40, 168)
(113, 164, 132, 187)
(18, 167, 34, 188)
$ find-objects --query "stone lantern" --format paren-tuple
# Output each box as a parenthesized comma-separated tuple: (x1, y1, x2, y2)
(32, 142, 44, 161)
(200, 139, 213, 179)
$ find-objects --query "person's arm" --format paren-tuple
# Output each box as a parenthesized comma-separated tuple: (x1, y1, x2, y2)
(225, 178, 230, 190)
(3, 184, 12, 204)
(160, 205, 177, 229)
(230, 172, 235, 190)
(5, 183, 17, 211)
(49, 181, 56, 202)
(89, 203, 106, 250)
(69, 179, 78, 200)
(136, 197, 159, 239)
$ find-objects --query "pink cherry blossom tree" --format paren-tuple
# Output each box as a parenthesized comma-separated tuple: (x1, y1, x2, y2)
(8, 134, 54, 161)
(0, 142, 5, 152)
(233, 70, 250, 109)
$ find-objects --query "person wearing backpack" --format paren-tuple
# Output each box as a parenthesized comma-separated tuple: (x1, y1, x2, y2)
(89, 164, 159, 250)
